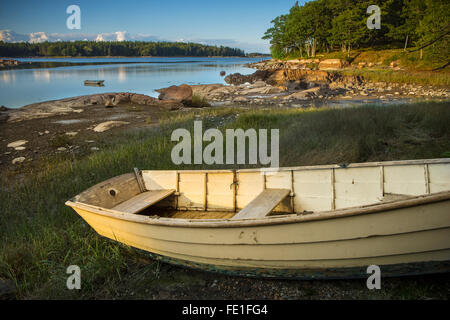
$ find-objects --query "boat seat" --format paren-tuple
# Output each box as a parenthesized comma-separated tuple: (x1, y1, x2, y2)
(112, 189, 176, 214)
(232, 188, 291, 220)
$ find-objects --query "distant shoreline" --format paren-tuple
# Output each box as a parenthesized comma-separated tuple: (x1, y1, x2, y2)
(1, 55, 270, 59)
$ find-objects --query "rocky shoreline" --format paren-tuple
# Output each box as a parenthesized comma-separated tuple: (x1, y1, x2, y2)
(193, 58, 449, 105)
(1, 58, 449, 170)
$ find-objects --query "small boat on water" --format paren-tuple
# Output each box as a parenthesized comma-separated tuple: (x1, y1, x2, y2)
(84, 80, 105, 86)
(66, 158, 450, 279)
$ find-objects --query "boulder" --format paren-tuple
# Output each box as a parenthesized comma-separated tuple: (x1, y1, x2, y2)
(224, 70, 270, 85)
(233, 96, 249, 102)
(191, 84, 225, 97)
(318, 59, 347, 70)
(266, 69, 336, 86)
(112, 93, 131, 106)
(283, 86, 322, 100)
(129, 93, 157, 105)
(156, 84, 193, 103)
(93, 121, 129, 133)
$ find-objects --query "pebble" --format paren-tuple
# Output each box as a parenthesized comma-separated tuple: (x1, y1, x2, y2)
(7, 140, 28, 148)
(57, 147, 67, 151)
(12, 157, 25, 164)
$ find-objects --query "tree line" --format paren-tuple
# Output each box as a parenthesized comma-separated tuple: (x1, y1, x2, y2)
(263, 0, 449, 60)
(0, 41, 245, 57)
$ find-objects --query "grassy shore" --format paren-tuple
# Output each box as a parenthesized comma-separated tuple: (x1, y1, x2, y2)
(281, 48, 450, 87)
(1, 101, 450, 299)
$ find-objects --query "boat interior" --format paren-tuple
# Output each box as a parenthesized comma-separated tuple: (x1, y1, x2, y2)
(71, 159, 450, 220)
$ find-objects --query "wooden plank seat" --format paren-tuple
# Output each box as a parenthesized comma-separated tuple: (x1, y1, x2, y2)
(232, 188, 291, 220)
(112, 189, 176, 214)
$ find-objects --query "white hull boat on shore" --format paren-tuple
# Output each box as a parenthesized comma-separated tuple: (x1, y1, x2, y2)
(66, 158, 450, 279)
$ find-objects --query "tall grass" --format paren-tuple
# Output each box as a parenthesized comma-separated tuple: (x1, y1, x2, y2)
(341, 69, 450, 86)
(1, 101, 449, 298)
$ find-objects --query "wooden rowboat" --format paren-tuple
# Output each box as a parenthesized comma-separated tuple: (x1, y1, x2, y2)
(66, 158, 450, 279)
(84, 80, 105, 86)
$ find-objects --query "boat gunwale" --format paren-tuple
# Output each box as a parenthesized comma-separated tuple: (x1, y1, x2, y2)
(66, 190, 450, 228)
(141, 158, 450, 174)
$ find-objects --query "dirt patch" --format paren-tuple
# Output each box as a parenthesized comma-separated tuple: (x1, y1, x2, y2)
(0, 102, 173, 173)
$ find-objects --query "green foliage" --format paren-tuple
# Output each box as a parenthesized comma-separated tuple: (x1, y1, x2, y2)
(263, 0, 450, 62)
(0, 41, 245, 57)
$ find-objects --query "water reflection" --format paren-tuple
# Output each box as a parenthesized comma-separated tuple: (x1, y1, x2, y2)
(0, 57, 265, 108)
(33, 69, 51, 82)
(117, 66, 126, 83)
(1, 71, 16, 83)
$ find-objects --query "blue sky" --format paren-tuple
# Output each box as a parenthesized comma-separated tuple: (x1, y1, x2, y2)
(0, 0, 303, 53)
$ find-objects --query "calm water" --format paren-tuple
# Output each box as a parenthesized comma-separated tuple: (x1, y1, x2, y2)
(0, 57, 267, 108)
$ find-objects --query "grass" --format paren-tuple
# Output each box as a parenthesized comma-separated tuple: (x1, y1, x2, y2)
(1, 101, 450, 299)
(189, 94, 212, 108)
(340, 68, 450, 87)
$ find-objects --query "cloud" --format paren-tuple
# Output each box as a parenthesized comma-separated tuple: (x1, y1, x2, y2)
(95, 34, 105, 42)
(115, 31, 127, 41)
(0, 29, 29, 42)
(29, 32, 49, 43)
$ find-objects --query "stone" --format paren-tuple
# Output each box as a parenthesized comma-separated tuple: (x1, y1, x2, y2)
(318, 59, 347, 70)
(104, 98, 114, 108)
(12, 157, 25, 164)
(250, 80, 268, 88)
(156, 84, 193, 103)
(65, 132, 78, 136)
(14, 146, 26, 151)
(7, 140, 28, 148)
(93, 121, 129, 133)
(224, 70, 270, 85)
(234, 96, 249, 102)
(57, 147, 67, 151)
